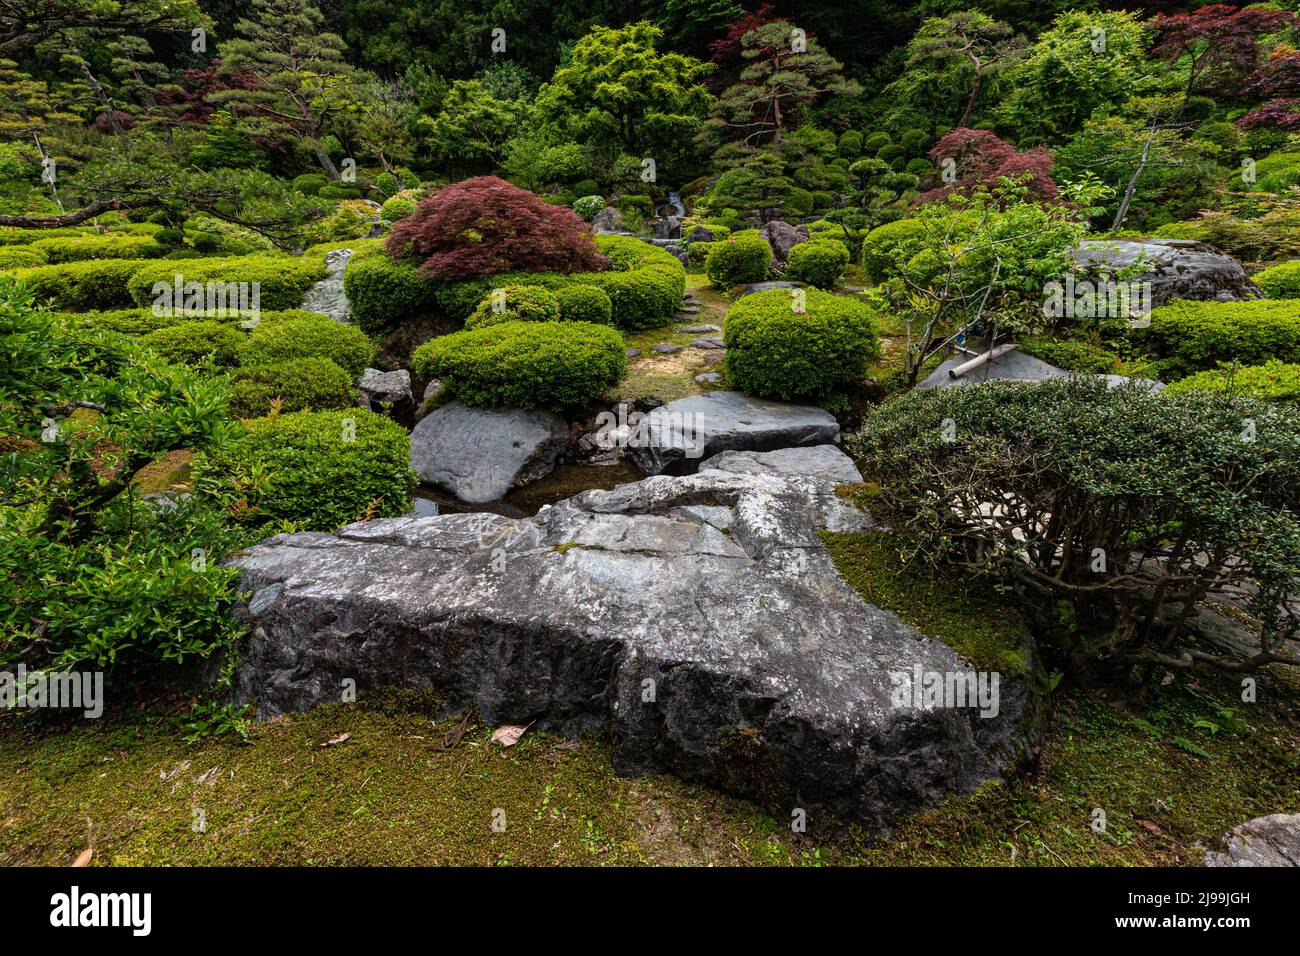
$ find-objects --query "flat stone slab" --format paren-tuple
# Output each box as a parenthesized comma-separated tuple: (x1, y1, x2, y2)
(678, 324, 721, 334)
(691, 336, 726, 350)
(919, 351, 1165, 393)
(1206, 813, 1300, 866)
(652, 344, 682, 355)
(410, 401, 568, 504)
(701, 444, 863, 484)
(738, 281, 803, 297)
(625, 348, 642, 359)
(231, 468, 1035, 831)
(626, 390, 840, 476)
(694, 372, 722, 385)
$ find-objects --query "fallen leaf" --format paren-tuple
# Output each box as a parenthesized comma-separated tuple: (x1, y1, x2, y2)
(320, 733, 351, 748)
(490, 724, 530, 747)
(1137, 819, 1164, 836)
(72, 848, 93, 867)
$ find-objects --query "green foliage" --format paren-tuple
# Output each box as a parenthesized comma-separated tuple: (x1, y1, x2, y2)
(9, 258, 152, 310)
(1019, 337, 1120, 374)
(554, 285, 613, 325)
(572, 195, 606, 221)
(411, 320, 626, 410)
(139, 321, 245, 368)
(1254, 261, 1300, 299)
(241, 314, 374, 377)
(1163, 360, 1300, 403)
(1149, 300, 1300, 370)
(127, 255, 328, 312)
(228, 357, 358, 417)
(341, 254, 437, 335)
(29, 234, 163, 264)
(72, 308, 315, 336)
(859, 217, 926, 283)
(783, 239, 850, 289)
(193, 409, 413, 533)
(293, 173, 332, 196)
(705, 235, 771, 287)
(465, 284, 562, 329)
(0, 245, 47, 269)
(378, 195, 417, 223)
(723, 287, 879, 401)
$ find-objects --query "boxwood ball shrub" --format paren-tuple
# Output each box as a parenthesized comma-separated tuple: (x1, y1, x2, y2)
(724, 288, 879, 401)
(378, 195, 418, 223)
(705, 235, 771, 287)
(240, 314, 374, 377)
(8, 258, 152, 309)
(411, 320, 626, 410)
(784, 240, 851, 289)
(465, 284, 562, 329)
(555, 284, 613, 325)
(127, 255, 327, 312)
(193, 408, 413, 532)
(573, 195, 605, 221)
(139, 320, 246, 368)
(860, 217, 927, 283)
(228, 356, 358, 417)
(1148, 300, 1300, 369)
(343, 254, 438, 335)
(1163, 360, 1300, 403)
(1254, 261, 1300, 299)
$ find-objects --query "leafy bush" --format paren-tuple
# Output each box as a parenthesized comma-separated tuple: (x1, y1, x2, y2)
(860, 217, 926, 282)
(1019, 337, 1120, 374)
(724, 288, 879, 401)
(342, 255, 438, 335)
(465, 284, 562, 329)
(29, 233, 162, 263)
(1163, 360, 1300, 403)
(228, 357, 358, 417)
(73, 308, 315, 336)
(127, 255, 327, 312)
(8, 258, 152, 310)
(1254, 260, 1300, 299)
(849, 378, 1300, 675)
(0, 245, 47, 269)
(688, 240, 717, 265)
(318, 184, 362, 200)
(292, 173, 331, 196)
(784, 240, 850, 289)
(411, 320, 626, 410)
(240, 314, 373, 377)
(1148, 299, 1300, 369)
(555, 284, 613, 325)
(573, 195, 605, 220)
(193, 409, 413, 532)
(379, 195, 417, 222)
(705, 235, 771, 287)
(386, 175, 607, 280)
(139, 320, 245, 368)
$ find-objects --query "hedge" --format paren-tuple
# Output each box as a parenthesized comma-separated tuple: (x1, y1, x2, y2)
(343, 254, 438, 335)
(29, 233, 162, 264)
(1254, 261, 1300, 299)
(0, 245, 47, 270)
(705, 235, 771, 287)
(8, 258, 152, 309)
(784, 240, 850, 289)
(1148, 299, 1300, 369)
(193, 408, 413, 532)
(139, 320, 246, 368)
(127, 255, 327, 312)
(724, 287, 879, 401)
(240, 314, 374, 377)
(72, 307, 320, 336)
(411, 320, 626, 410)
(228, 356, 358, 417)
(555, 284, 613, 325)
(860, 217, 927, 283)
(1163, 360, 1300, 403)
(465, 284, 562, 330)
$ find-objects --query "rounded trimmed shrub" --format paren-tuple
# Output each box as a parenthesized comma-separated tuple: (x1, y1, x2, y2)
(127, 255, 327, 312)
(411, 320, 626, 410)
(1163, 360, 1300, 403)
(241, 314, 374, 377)
(139, 320, 245, 367)
(860, 218, 926, 283)
(784, 240, 850, 289)
(1254, 261, 1300, 299)
(29, 233, 162, 264)
(723, 288, 879, 401)
(228, 356, 357, 417)
(465, 284, 562, 329)
(0, 245, 47, 269)
(343, 254, 438, 335)
(193, 408, 413, 532)
(379, 195, 418, 223)
(705, 235, 771, 287)
(9, 258, 152, 309)
(573, 195, 605, 221)
(1148, 300, 1300, 369)
(688, 240, 717, 265)
(555, 284, 613, 325)
(292, 173, 331, 196)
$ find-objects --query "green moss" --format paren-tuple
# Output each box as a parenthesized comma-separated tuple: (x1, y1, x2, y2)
(821, 530, 1031, 676)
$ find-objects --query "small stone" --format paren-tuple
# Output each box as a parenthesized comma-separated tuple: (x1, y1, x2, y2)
(691, 336, 725, 350)
(700, 350, 726, 367)
(678, 324, 721, 334)
(653, 344, 682, 354)
(694, 372, 722, 385)
(625, 348, 642, 359)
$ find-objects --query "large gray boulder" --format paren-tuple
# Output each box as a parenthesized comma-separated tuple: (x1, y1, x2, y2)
(626, 390, 841, 476)
(230, 468, 1039, 831)
(358, 367, 413, 416)
(918, 349, 1165, 393)
(300, 248, 354, 323)
(1205, 813, 1300, 866)
(701, 444, 863, 484)
(409, 401, 568, 503)
(1072, 239, 1261, 307)
(760, 220, 808, 265)
(590, 206, 627, 234)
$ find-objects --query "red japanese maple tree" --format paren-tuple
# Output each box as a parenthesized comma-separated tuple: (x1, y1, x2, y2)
(1240, 48, 1300, 130)
(1153, 4, 1295, 100)
(385, 176, 609, 281)
(915, 129, 1058, 206)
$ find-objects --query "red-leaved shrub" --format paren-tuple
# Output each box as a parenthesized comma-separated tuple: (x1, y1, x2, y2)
(385, 176, 609, 280)
(916, 128, 1058, 206)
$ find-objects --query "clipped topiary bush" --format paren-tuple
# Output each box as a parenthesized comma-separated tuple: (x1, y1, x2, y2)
(139, 320, 245, 368)
(860, 217, 927, 283)
(411, 320, 626, 410)
(378, 195, 418, 223)
(688, 240, 717, 265)
(29, 233, 162, 264)
(9, 258, 152, 309)
(342, 255, 438, 335)
(193, 408, 413, 532)
(1254, 260, 1300, 299)
(1148, 299, 1300, 369)
(127, 255, 327, 312)
(292, 173, 331, 196)
(0, 245, 47, 269)
(724, 287, 879, 401)
(74, 307, 315, 336)
(555, 284, 613, 325)
(705, 235, 771, 287)
(573, 195, 606, 221)
(228, 356, 358, 417)
(240, 314, 374, 377)
(464, 284, 562, 329)
(1163, 360, 1300, 403)
(784, 239, 850, 289)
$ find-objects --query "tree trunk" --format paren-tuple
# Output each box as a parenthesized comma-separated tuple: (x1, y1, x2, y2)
(80, 63, 128, 139)
(1111, 125, 1154, 232)
(958, 52, 982, 129)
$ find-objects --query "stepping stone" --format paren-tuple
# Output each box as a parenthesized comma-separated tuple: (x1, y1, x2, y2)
(691, 336, 725, 350)
(653, 344, 682, 355)
(677, 305, 701, 315)
(694, 372, 723, 385)
(678, 324, 721, 334)
(626, 348, 642, 359)
(700, 350, 726, 366)
(737, 281, 803, 298)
